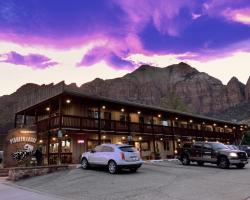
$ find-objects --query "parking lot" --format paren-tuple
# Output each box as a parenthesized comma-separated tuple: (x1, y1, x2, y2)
(3, 161, 250, 200)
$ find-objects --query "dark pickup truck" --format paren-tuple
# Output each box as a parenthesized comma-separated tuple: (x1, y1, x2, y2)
(177, 142, 248, 169)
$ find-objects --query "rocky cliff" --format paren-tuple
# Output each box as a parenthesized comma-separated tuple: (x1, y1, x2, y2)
(0, 62, 249, 132)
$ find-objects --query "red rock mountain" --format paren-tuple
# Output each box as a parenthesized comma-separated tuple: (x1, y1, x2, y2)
(0, 62, 249, 133)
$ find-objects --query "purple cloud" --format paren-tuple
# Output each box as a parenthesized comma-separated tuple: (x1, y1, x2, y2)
(0, 51, 57, 69)
(78, 46, 134, 70)
(0, 1, 250, 68)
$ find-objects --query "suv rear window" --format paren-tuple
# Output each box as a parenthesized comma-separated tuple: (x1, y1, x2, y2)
(119, 146, 136, 152)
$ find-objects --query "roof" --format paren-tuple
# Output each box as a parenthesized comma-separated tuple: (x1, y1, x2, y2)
(16, 86, 245, 126)
(63, 88, 243, 126)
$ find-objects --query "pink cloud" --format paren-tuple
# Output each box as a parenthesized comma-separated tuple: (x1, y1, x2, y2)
(0, 51, 58, 69)
(223, 7, 250, 25)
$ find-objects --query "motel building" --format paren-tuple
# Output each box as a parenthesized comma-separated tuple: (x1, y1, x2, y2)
(14, 88, 247, 165)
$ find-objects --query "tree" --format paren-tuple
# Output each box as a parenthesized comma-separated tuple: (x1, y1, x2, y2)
(241, 131, 250, 145)
(160, 92, 189, 112)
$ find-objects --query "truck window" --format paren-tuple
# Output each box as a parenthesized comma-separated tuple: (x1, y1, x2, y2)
(193, 143, 202, 149)
(203, 144, 212, 150)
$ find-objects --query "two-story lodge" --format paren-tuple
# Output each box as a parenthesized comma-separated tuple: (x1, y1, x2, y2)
(14, 87, 247, 165)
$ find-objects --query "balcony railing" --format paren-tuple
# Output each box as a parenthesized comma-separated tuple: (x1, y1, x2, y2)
(36, 115, 235, 139)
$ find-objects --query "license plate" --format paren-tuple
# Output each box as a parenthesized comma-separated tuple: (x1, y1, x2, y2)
(130, 156, 138, 161)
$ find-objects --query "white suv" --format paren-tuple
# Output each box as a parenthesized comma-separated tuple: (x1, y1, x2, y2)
(81, 144, 143, 174)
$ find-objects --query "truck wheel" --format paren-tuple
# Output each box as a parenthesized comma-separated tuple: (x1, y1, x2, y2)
(181, 154, 190, 165)
(217, 156, 229, 169)
(197, 161, 204, 166)
(236, 163, 245, 169)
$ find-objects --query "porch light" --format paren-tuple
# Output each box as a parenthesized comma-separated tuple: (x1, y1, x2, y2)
(46, 107, 50, 111)
(139, 137, 142, 140)
(240, 128, 243, 131)
(137, 111, 141, 115)
(175, 117, 178, 120)
(202, 122, 205, 125)
(121, 108, 125, 112)
(160, 138, 163, 141)
(39, 139, 43, 143)
(158, 114, 161, 118)
(174, 149, 178, 154)
(224, 125, 227, 128)
(213, 123, 216, 126)
(205, 140, 208, 142)
(192, 139, 195, 143)
(240, 125, 243, 128)
(66, 99, 71, 104)
(65, 134, 68, 137)
(52, 137, 56, 141)
(102, 105, 106, 109)
(177, 138, 181, 142)
(189, 119, 193, 123)
(103, 135, 106, 139)
(233, 127, 236, 129)
(122, 136, 125, 140)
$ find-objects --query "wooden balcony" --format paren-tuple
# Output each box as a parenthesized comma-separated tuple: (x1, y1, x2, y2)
(36, 115, 235, 139)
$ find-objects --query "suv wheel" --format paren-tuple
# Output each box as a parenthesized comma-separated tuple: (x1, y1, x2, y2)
(81, 158, 89, 169)
(181, 154, 190, 165)
(108, 160, 118, 174)
(236, 163, 245, 169)
(218, 156, 229, 169)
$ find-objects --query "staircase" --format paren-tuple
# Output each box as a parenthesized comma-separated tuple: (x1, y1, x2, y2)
(0, 169, 9, 177)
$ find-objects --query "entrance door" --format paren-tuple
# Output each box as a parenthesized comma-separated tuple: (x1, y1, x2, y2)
(72, 135, 86, 164)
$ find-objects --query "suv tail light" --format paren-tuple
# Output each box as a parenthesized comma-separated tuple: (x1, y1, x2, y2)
(120, 152, 125, 160)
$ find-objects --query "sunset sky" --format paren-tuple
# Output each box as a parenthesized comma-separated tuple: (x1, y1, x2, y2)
(1, 0, 250, 95)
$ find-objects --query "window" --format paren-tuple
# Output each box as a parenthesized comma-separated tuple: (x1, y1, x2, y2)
(120, 114, 126, 126)
(102, 146, 114, 152)
(94, 145, 103, 152)
(119, 146, 136, 152)
(87, 109, 99, 119)
(193, 143, 202, 149)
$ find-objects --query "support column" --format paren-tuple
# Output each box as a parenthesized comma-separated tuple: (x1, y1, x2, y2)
(151, 115, 156, 159)
(202, 124, 205, 142)
(170, 118, 176, 156)
(235, 127, 238, 145)
(14, 114, 17, 128)
(22, 111, 27, 128)
(47, 131, 50, 165)
(48, 103, 52, 165)
(98, 105, 101, 145)
(127, 112, 131, 145)
(58, 96, 62, 165)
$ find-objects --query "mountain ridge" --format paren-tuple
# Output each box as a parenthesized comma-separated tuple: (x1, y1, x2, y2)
(0, 62, 250, 132)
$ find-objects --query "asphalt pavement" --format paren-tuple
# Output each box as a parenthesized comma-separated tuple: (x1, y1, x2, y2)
(1, 161, 250, 200)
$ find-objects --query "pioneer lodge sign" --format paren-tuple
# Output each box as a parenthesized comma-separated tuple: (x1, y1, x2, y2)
(3, 128, 37, 167)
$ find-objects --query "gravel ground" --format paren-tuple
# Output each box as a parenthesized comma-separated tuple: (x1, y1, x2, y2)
(3, 161, 250, 200)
